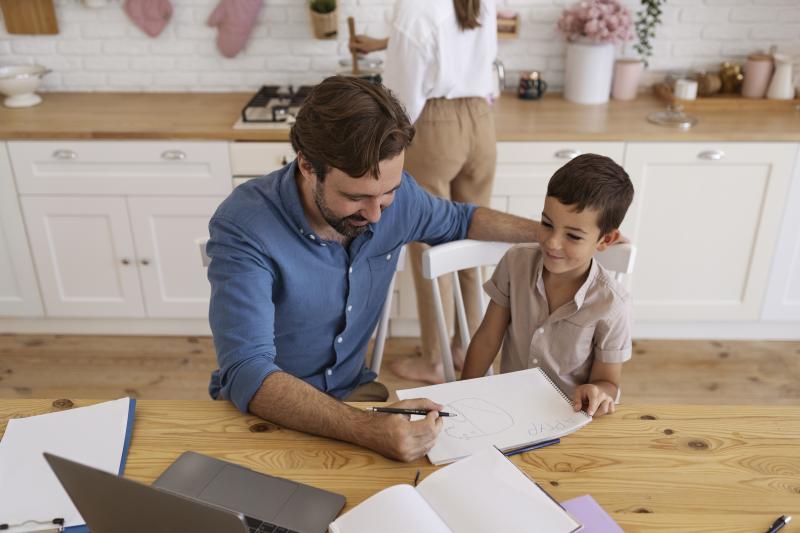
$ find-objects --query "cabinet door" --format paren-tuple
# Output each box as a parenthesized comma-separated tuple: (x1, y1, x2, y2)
(0, 144, 43, 316)
(128, 196, 225, 318)
(624, 143, 796, 321)
(763, 148, 800, 320)
(20, 197, 145, 317)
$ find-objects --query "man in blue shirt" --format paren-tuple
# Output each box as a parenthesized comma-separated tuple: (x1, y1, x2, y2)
(207, 76, 542, 462)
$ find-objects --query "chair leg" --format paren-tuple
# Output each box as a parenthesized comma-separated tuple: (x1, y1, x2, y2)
(431, 278, 456, 382)
(369, 273, 397, 376)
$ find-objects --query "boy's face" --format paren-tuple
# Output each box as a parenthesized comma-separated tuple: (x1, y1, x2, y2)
(540, 196, 619, 276)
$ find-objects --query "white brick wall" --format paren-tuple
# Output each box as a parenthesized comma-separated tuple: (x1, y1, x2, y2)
(0, 0, 798, 92)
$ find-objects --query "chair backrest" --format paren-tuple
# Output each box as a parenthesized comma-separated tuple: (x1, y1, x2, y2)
(196, 237, 210, 267)
(421, 240, 637, 382)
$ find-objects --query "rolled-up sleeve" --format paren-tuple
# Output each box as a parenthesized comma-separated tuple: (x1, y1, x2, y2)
(593, 301, 632, 364)
(403, 173, 476, 245)
(483, 252, 512, 308)
(207, 215, 281, 413)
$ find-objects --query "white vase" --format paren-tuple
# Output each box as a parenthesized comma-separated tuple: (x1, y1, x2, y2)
(564, 40, 615, 105)
(766, 54, 795, 100)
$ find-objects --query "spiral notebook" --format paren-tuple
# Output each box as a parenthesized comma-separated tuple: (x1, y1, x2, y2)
(397, 368, 591, 465)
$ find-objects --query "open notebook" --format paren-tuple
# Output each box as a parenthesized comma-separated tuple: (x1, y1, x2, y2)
(397, 368, 592, 464)
(328, 447, 581, 533)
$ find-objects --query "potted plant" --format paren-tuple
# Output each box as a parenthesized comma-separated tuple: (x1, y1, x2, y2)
(612, 0, 665, 101)
(557, 0, 633, 104)
(309, 0, 338, 40)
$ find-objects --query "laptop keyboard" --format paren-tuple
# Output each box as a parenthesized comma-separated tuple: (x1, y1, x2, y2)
(245, 516, 299, 533)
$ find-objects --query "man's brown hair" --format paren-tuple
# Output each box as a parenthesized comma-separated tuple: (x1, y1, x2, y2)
(546, 153, 634, 236)
(290, 76, 415, 181)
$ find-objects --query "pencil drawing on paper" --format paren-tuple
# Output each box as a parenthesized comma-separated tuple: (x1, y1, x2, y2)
(528, 418, 576, 438)
(443, 398, 514, 440)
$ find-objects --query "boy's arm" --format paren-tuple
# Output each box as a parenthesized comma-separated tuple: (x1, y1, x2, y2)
(572, 361, 623, 416)
(461, 301, 510, 379)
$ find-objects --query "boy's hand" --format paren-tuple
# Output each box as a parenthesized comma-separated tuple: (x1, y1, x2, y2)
(572, 384, 615, 417)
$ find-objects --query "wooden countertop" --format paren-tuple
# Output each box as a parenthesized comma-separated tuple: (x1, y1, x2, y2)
(2, 399, 799, 532)
(0, 92, 799, 142)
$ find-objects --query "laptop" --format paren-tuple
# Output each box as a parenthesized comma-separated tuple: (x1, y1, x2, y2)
(45, 451, 345, 533)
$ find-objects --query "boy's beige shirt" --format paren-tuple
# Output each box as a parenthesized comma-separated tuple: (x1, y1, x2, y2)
(484, 243, 632, 397)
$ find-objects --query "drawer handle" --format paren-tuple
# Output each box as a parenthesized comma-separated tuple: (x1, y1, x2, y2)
(281, 155, 288, 165)
(121, 258, 131, 265)
(161, 150, 187, 161)
(140, 258, 150, 266)
(698, 150, 725, 161)
(555, 149, 581, 160)
(52, 149, 78, 160)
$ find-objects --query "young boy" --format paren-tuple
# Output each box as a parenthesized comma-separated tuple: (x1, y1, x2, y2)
(461, 154, 634, 417)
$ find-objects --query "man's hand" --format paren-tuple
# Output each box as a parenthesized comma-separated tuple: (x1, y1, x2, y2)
(364, 398, 444, 462)
(572, 384, 615, 417)
(348, 35, 388, 54)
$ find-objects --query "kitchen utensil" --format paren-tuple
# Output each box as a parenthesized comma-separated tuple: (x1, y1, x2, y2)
(0, 0, 58, 34)
(347, 17, 359, 75)
(518, 71, 547, 100)
(766, 54, 795, 100)
(674, 78, 698, 100)
(491, 59, 505, 99)
(742, 54, 773, 99)
(337, 57, 382, 84)
(0, 64, 51, 107)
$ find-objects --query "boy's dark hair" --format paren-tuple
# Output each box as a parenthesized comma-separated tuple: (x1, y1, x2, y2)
(547, 153, 634, 236)
(290, 76, 415, 181)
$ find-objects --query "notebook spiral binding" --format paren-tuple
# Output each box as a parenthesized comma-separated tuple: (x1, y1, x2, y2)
(537, 368, 591, 420)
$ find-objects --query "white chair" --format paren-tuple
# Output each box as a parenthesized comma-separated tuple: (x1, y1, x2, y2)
(196, 237, 404, 376)
(422, 240, 637, 383)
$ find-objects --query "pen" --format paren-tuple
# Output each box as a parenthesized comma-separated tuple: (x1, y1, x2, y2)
(765, 515, 791, 533)
(503, 438, 561, 457)
(366, 407, 456, 417)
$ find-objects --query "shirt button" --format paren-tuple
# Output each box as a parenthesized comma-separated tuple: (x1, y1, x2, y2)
(298, 228, 304, 234)
(326, 369, 333, 376)
(347, 305, 353, 312)
(386, 254, 391, 260)
(533, 358, 539, 364)
(536, 327, 544, 334)
(337, 336, 343, 343)
(349, 267, 353, 274)
(321, 243, 327, 247)
(309, 235, 316, 240)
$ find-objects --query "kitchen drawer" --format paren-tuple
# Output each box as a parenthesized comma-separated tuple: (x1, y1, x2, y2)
(230, 142, 295, 177)
(8, 141, 232, 196)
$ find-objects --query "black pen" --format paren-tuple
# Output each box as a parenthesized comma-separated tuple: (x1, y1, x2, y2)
(504, 438, 561, 457)
(766, 515, 791, 533)
(366, 407, 456, 417)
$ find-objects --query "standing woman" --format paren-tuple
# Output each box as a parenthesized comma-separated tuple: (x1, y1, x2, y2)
(351, 0, 498, 383)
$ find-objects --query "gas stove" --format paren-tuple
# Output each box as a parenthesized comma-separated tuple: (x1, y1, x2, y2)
(233, 85, 314, 130)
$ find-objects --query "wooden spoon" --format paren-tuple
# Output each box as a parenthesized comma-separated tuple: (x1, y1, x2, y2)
(347, 16, 360, 75)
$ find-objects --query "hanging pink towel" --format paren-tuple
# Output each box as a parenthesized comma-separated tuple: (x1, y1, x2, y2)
(207, 0, 263, 58)
(123, 0, 173, 38)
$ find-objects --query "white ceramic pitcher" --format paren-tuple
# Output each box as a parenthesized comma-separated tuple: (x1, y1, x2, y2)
(766, 54, 795, 100)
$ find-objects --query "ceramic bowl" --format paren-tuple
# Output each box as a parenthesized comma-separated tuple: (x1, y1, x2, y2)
(0, 65, 51, 108)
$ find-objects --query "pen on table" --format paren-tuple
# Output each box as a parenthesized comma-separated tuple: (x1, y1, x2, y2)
(503, 438, 561, 457)
(765, 515, 791, 533)
(366, 407, 456, 417)
(413, 469, 421, 487)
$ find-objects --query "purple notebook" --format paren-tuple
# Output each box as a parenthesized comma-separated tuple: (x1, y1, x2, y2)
(561, 495, 624, 533)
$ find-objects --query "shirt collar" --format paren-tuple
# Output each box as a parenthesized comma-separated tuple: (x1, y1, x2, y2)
(534, 250, 598, 310)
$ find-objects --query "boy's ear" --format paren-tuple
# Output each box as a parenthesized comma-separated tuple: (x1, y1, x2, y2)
(596, 229, 620, 251)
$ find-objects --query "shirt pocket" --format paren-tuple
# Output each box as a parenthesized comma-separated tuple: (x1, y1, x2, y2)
(367, 245, 402, 306)
(554, 320, 596, 375)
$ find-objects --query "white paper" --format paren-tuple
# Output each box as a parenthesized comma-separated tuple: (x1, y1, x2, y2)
(0, 398, 132, 532)
(417, 448, 581, 533)
(328, 484, 450, 533)
(397, 368, 591, 464)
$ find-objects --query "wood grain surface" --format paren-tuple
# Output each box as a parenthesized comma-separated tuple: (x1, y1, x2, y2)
(0, 92, 798, 141)
(1, 399, 798, 532)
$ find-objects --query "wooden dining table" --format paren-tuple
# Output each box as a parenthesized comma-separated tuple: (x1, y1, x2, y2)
(1, 399, 798, 532)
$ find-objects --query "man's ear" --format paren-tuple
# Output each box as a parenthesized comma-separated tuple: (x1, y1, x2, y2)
(596, 229, 620, 251)
(295, 152, 316, 183)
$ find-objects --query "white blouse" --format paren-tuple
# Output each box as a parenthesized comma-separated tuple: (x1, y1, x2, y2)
(383, 0, 497, 124)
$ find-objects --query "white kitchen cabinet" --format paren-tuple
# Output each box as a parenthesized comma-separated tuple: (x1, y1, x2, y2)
(623, 142, 797, 322)
(0, 143, 43, 317)
(763, 151, 800, 321)
(128, 196, 225, 318)
(21, 196, 145, 318)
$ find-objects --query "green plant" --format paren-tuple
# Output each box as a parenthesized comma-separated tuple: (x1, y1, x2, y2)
(310, 0, 336, 14)
(633, 0, 665, 66)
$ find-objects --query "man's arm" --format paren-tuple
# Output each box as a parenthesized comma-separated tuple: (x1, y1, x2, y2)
(466, 207, 542, 243)
(248, 372, 443, 462)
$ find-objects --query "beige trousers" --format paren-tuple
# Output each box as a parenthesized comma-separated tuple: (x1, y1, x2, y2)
(405, 97, 497, 363)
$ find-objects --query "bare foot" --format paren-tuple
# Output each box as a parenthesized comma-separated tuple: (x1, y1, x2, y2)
(389, 356, 446, 385)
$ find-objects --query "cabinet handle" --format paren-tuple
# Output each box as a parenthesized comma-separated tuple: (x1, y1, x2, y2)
(140, 258, 150, 266)
(161, 150, 186, 161)
(52, 149, 78, 160)
(698, 150, 725, 161)
(280, 155, 288, 165)
(554, 149, 581, 160)
(121, 258, 131, 265)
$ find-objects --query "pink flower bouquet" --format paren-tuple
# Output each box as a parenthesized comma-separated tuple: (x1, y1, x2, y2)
(557, 0, 633, 45)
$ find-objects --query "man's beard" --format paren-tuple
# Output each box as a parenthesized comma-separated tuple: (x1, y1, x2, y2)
(313, 185, 370, 239)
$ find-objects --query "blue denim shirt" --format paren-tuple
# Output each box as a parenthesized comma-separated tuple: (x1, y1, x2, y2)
(207, 160, 476, 412)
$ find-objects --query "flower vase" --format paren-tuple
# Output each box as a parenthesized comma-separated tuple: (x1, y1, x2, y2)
(564, 40, 615, 104)
(611, 58, 644, 101)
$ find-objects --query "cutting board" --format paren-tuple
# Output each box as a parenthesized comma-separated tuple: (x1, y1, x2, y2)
(0, 0, 59, 35)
